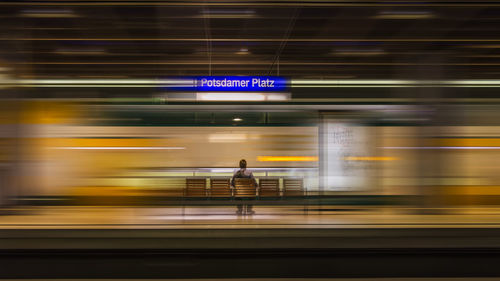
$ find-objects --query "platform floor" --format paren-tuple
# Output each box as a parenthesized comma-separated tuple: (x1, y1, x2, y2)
(1, 205, 500, 229)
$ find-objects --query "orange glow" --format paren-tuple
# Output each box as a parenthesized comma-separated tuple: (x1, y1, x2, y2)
(257, 156, 318, 162)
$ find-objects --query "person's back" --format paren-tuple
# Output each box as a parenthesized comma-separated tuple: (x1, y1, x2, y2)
(232, 159, 257, 215)
(231, 168, 257, 187)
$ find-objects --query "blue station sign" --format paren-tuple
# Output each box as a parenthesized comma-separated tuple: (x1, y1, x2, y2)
(196, 76, 288, 91)
(164, 76, 289, 92)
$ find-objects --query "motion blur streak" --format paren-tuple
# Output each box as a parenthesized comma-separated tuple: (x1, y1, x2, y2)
(50, 147, 186, 150)
(1, 1, 500, 280)
(257, 156, 319, 162)
(344, 156, 398, 161)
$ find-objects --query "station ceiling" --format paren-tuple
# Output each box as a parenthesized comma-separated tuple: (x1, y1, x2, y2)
(2, 1, 500, 80)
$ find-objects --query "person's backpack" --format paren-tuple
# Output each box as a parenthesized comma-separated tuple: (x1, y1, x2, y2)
(235, 169, 251, 178)
(234, 169, 257, 187)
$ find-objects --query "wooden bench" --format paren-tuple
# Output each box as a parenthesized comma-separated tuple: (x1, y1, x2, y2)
(184, 177, 207, 197)
(182, 177, 206, 215)
(233, 178, 257, 198)
(283, 177, 305, 197)
(210, 177, 232, 197)
(258, 177, 280, 197)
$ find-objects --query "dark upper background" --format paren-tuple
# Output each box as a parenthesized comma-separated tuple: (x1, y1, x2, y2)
(2, 0, 500, 81)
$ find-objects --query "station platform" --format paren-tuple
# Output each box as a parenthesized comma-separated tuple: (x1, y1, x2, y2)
(2, 206, 500, 278)
(1, 206, 500, 250)
(2, 205, 500, 227)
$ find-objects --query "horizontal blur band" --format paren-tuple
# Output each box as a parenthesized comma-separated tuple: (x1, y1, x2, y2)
(50, 147, 186, 150)
(257, 156, 318, 162)
(383, 147, 500, 150)
(344, 156, 398, 161)
(8, 79, 500, 88)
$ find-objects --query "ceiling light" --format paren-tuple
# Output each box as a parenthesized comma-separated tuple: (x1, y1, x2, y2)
(209, 133, 247, 143)
(233, 117, 243, 122)
(235, 48, 250, 55)
(196, 92, 291, 101)
(196, 92, 290, 101)
(198, 92, 265, 101)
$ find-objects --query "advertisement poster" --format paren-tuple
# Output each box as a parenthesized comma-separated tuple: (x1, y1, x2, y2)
(321, 119, 369, 191)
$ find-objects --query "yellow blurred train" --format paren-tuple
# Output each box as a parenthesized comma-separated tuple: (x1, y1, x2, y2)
(1, 100, 499, 206)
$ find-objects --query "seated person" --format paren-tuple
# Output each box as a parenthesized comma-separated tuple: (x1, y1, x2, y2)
(231, 159, 258, 215)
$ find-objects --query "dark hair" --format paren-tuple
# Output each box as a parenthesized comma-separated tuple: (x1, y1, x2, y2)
(239, 159, 247, 169)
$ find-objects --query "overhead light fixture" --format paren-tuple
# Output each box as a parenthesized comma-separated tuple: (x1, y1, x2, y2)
(208, 133, 247, 143)
(198, 92, 265, 101)
(233, 117, 243, 122)
(235, 48, 250, 55)
(197, 92, 290, 101)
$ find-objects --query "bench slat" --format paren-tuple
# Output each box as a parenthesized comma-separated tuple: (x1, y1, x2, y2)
(283, 178, 304, 196)
(259, 178, 280, 197)
(210, 178, 232, 197)
(234, 178, 257, 197)
(185, 178, 207, 197)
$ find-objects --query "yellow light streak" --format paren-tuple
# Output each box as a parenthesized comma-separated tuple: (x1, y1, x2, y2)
(439, 138, 500, 147)
(257, 156, 318, 162)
